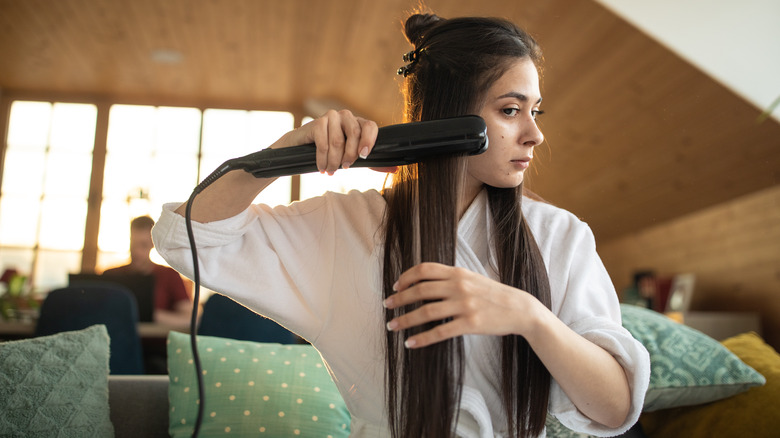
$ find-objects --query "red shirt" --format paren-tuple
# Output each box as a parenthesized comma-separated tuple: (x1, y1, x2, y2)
(103, 264, 189, 311)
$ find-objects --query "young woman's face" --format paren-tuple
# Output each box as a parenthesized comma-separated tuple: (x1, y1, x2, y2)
(465, 58, 544, 198)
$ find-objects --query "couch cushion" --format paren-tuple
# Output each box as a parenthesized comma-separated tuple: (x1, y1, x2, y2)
(620, 304, 764, 411)
(545, 305, 766, 437)
(109, 375, 169, 438)
(640, 332, 780, 438)
(0, 324, 114, 437)
(167, 331, 351, 437)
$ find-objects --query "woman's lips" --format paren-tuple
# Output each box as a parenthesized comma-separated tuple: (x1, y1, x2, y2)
(511, 157, 531, 169)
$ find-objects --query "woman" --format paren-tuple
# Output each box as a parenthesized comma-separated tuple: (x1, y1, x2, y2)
(153, 13, 650, 437)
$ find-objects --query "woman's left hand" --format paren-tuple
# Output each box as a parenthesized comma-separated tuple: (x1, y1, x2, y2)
(386, 262, 634, 427)
(383, 262, 544, 348)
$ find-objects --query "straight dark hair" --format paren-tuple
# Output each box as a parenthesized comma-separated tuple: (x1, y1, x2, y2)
(382, 14, 552, 437)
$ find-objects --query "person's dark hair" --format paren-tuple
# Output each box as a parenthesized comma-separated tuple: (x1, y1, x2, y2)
(382, 13, 551, 437)
(130, 215, 155, 231)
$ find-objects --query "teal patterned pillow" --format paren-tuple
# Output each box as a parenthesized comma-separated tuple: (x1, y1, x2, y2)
(546, 414, 593, 438)
(620, 304, 765, 411)
(545, 306, 766, 437)
(167, 331, 351, 437)
(0, 325, 113, 437)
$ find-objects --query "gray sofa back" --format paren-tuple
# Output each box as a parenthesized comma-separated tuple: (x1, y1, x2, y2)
(109, 375, 169, 438)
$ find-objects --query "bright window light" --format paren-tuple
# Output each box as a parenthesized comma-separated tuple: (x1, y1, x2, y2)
(0, 101, 97, 291)
(201, 109, 294, 207)
(98, 105, 202, 269)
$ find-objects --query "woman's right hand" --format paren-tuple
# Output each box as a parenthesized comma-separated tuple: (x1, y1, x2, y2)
(273, 109, 379, 175)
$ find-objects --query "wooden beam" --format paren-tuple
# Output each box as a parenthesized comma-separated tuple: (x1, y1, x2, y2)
(80, 101, 110, 273)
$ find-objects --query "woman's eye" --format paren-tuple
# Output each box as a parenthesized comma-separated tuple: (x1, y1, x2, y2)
(502, 108, 519, 117)
(531, 109, 545, 120)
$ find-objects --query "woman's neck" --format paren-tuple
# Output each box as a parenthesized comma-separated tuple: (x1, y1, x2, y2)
(458, 183, 484, 219)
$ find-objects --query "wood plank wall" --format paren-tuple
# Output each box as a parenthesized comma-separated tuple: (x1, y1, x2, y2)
(599, 184, 780, 350)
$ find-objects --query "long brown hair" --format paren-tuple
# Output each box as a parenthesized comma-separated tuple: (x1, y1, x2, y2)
(382, 14, 551, 437)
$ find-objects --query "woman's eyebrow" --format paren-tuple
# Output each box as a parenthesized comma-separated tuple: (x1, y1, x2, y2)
(497, 92, 543, 104)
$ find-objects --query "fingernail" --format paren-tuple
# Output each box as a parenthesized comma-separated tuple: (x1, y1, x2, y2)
(392, 281, 398, 291)
(342, 161, 351, 170)
(359, 147, 369, 159)
(386, 320, 398, 331)
(404, 339, 417, 348)
(383, 297, 394, 308)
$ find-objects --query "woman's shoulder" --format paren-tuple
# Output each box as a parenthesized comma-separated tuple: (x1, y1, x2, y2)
(521, 197, 593, 241)
(522, 196, 581, 224)
(265, 189, 384, 213)
(314, 188, 386, 213)
(262, 189, 386, 230)
(326, 188, 386, 216)
(322, 188, 385, 202)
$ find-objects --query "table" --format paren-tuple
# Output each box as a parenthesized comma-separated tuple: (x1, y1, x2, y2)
(1, 319, 191, 374)
(0, 320, 189, 342)
(0, 320, 35, 341)
(678, 311, 761, 341)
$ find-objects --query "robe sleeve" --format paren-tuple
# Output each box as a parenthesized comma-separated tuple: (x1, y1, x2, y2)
(151, 190, 384, 342)
(531, 203, 650, 436)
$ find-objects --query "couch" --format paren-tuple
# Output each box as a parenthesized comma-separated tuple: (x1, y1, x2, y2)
(2, 305, 779, 437)
(109, 375, 169, 438)
(106, 373, 647, 437)
(104, 372, 647, 437)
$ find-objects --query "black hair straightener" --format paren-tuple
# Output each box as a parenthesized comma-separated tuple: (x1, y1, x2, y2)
(183, 115, 487, 437)
(193, 115, 488, 195)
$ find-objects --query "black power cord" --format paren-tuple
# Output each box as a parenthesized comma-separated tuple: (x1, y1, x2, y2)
(184, 163, 233, 438)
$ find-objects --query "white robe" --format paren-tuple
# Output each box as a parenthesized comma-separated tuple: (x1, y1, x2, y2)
(152, 189, 650, 437)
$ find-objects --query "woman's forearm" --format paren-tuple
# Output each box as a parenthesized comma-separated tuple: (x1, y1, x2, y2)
(173, 170, 272, 222)
(174, 127, 292, 222)
(174, 110, 378, 223)
(175, 127, 303, 222)
(525, 304, 631, 428)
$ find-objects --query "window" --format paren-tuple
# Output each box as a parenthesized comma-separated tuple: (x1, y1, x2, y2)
(199, 109, 293, 207)
(97, 105, 203, 270)
(1, 101, 295, 292)
(96, 106, 295, 272)
(0, 101, 97, 291)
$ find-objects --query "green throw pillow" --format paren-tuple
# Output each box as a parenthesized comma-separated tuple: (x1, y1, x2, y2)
(620, 304, 765, 411)
(546, 306, 766, 437)
(167, 331, 351, 437)
(545, 414, 594, 438)
(640, 332, 780, 438)
(0, 324, 113, 438)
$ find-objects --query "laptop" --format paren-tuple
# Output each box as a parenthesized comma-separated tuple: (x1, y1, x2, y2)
(68, 272, 156, 322)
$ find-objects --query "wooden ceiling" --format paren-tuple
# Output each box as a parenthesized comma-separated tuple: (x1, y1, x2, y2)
(1, 0, 778, 242)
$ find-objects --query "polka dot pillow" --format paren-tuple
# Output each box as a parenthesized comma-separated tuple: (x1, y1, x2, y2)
(167, 331, 351, 437)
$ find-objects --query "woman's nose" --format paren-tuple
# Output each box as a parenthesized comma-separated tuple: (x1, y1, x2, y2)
(522, 121, 544, 147)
